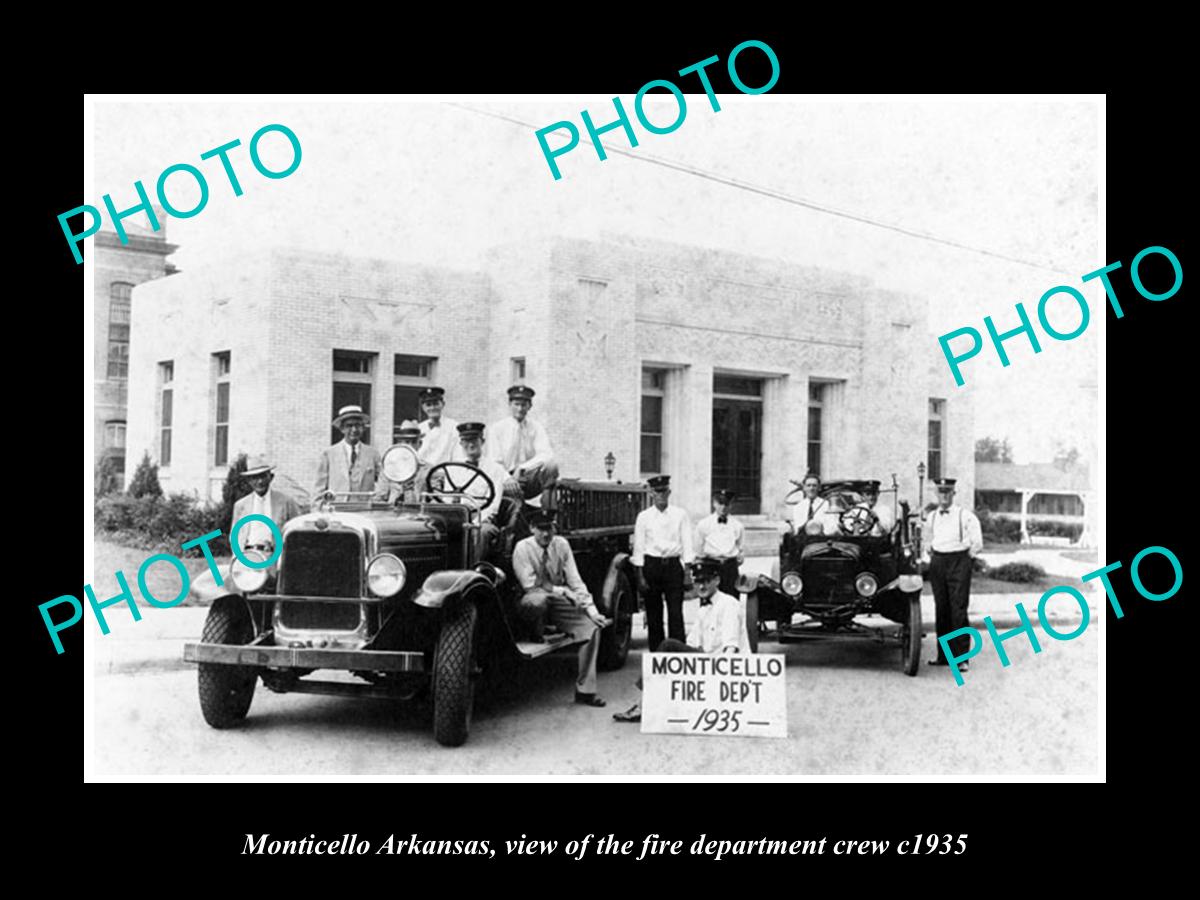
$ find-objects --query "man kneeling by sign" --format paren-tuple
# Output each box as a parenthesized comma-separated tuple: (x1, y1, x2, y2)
(613, 556, 750, 723)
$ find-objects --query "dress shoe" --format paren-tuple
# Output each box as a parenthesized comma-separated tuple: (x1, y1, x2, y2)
(927, 658, 948, 667)
(613, 703, 641, 723)
(957, 661, 970, 673)
(574, 692, 606, 707)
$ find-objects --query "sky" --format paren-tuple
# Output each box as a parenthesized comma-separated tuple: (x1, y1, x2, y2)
(91, 95, 1101, 466)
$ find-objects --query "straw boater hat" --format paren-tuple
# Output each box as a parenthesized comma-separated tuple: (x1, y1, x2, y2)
(243, 455, 275, 477)
(332, 404, 371, 430)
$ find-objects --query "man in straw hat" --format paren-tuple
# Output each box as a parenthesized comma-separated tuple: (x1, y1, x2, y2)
(314, 404, 382, 496)
(373, 420, 428, 504)
(231, 455, 304, 557)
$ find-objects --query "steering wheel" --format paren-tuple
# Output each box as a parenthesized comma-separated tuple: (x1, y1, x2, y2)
(424, 462, 497, 511)
(839, 505, 879, 537)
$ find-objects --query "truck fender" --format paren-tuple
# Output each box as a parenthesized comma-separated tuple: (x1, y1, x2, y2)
(205, 593, 260, 638)
(412, 570, 495, 614)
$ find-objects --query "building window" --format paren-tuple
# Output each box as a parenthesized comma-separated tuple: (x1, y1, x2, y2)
(808, 382, 826, 477)
(158, 361, 174, 467)
(640, 368, 666, 475)
(393, 354, 434, 378)
(104, 420, 126, 449)
(928, 398, 946, 482)
(332, 350, 376, 445)
(511, 357, 526, 382)
(107, 283, 133, 380)
(393, 354, 437, 439)
(213, 351, 231, 466)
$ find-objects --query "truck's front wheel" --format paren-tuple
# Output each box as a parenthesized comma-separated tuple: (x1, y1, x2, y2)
(432, 602, 478, 747)
(197, 597, 258, 728)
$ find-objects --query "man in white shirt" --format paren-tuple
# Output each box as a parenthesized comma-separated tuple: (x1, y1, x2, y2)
(840, 480, 895, 536)
(314, 405, 382, 496)
(790, 473, 835, 535)
(693, 488, 745, 595)
(632, 474, 694, 650)
(922, 477, 984, 674)
(447, 422, 517, 559)
(613, 557, 749, 723)
(512, 509, 611, 707)
(488, 384, 560, 511)
(416, 386, 460, 467)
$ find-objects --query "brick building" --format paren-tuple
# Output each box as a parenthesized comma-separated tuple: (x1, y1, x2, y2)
(125, 236, 973, 521)
(94, 217, 176, 483)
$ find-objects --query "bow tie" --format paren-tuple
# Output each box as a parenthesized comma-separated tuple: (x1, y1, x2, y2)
(717, 515, 728, 524)
(428, 421, 439, 429)
(700, 597, 712, 606)
(939, 509, 950, 516)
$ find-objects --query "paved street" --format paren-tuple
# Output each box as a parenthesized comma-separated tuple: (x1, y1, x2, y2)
(90, 600, 1099, 778)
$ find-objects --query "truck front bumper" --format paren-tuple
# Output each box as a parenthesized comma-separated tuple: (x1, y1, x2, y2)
(183, 642, 426, 673)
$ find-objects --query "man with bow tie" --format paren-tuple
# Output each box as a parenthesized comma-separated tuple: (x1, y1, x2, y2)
(416, 386, 460, 466)
(613, 557, 750, 723)
(923, 477, 983, 673)
(693, 489, 745, 595)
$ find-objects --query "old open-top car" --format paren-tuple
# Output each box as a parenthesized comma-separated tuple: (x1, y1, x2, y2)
(744, 478, 925, 675)
(183, 445, 646, 746)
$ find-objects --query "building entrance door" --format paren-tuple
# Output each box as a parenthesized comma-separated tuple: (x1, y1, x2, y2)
(711, 376, 763, 514)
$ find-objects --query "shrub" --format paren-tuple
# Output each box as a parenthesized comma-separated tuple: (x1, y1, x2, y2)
(988, 561, 1046, 583)
(971, 556, 990, 576)
(95, 455, 123, 498)
(1028, 519, 1084, 541)
(128, 452, 163, 499)
(95, 493, 141, 532)
(977, 508, 1021, 544)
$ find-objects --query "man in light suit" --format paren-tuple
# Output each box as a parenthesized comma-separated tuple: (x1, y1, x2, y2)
(232, 455, 305, 554)
(314, 404, 382, 496)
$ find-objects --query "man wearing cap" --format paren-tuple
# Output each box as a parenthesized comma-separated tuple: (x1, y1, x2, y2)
(488, 385, 559, 510)
(632, 475, 694, 650)
(512, 509, 612, 707)
(373, 421, 428, 504)
(314, 405, 382, 496)
(693, 489, 745, 595)
(416, 387, 460, 467)
(231, 455, 304, 557)
(613, 557, 750, 723)
(923, 478, 983, 674)
(448, 421, 517, 557)
(790, 473, 835, 535)
(842, 481, 895, 537)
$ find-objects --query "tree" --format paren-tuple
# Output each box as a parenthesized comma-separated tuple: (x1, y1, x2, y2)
(94, 455, 123, 498)
(975, 436, 1013, 464)
(127, 451, 163, 498)
(1053, 444, 1081, 470)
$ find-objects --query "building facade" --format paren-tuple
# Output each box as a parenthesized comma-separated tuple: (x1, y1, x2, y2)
(95, 219, 177, 483)
(125, 236, 973, 521)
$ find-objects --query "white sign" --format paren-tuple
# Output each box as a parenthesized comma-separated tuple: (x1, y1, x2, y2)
(641, 652, 787, 738)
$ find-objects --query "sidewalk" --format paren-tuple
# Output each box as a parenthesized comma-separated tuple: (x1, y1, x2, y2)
(91, 586, 1093, 678)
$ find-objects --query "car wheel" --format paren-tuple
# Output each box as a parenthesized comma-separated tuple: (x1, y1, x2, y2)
(432, 601, 478, 747)
(197, 597, 258, 728)
(900, 591, 922, 676)
(745, 591, 760, 653)
(598, 571, 634, 671)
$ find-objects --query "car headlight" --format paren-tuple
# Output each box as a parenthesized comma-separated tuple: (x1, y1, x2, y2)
(899, 574, 923, 592)
(367, 554, 407, 598)
(854, 572, 879, 598)
(229, 549, 270, 593)
(381, 444, 419, 485)
(781, 571, 803, 596)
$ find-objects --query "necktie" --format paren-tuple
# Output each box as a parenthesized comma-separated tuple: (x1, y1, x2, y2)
(806, 500, 819, 522)
(717, 515, 728, 524)
(350, 445, 358, 470)
(539, 546, 551, 589)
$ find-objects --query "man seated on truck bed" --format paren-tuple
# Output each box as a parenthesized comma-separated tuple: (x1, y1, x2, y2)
(512, 509, 612, 708)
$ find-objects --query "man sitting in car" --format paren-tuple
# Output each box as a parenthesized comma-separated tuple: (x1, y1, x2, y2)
(789, 473, 837, 535)
(448, 422, 517, 559)
(841, 480, 895, 537)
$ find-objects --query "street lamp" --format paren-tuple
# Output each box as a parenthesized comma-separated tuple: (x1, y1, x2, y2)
(917, 461, 926, 511)
(604, 452, 616, 481)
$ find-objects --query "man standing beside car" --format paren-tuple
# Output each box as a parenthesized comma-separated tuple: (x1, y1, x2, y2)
(693, 489, 744, 595)
(416, 386, 460, 467)
(232, 455, 304, 555)
(923, 477, 983, 674)
(632, 474, 694, 650)
(314, 404, 381, 496)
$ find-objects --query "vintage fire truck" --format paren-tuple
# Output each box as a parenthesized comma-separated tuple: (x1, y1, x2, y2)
(744, 478, 925, 675)
(183, 447, 647, 746)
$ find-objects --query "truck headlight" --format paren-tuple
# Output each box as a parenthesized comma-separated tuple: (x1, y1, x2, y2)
(381, 444, 419, 486)
(229, 549, 270, 593)
(899, 574, 923, 592)
(367, 554, 407, 598)
(781, 571, 803, 596)
(855, 572, 878, 598)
